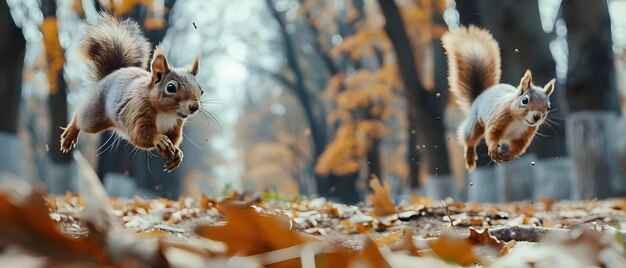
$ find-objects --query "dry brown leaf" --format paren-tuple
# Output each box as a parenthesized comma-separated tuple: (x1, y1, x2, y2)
(389, 229, 423, 256)
(429, 234, 482, 266)
(411, 194, 432, 207)
(0, 191, 108, 265)
(539, 196, 555, 212)
(466, 228, 504, 250)
(375, 229, 404, 246)
(362, 237, 391, 268)
(368, 176, 396, 217)
(195, 205, 310, 256)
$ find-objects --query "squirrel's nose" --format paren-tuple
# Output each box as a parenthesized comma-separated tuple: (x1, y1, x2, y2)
(189, 104, 199, 113)
(533, 114, 540, 122)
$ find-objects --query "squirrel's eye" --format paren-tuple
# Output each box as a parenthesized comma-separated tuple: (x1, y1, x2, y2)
(166, 82, 177, 94)
(200, 89, 204, 95)
(521, 96, 529, 105)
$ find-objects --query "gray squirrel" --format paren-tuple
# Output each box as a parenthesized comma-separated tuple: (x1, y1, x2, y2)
(60, 13, 203, 172)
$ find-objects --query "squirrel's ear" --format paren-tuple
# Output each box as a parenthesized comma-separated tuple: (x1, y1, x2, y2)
(189, 55, 200, 76)
(544, 78, 556, 96)
(151, 44, 170, 84)
(519, 69, 532, 92)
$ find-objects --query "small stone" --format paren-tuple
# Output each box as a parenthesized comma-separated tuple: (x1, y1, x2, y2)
(435, 92, 441, 98)
(515, 48, 520, 53)
(531, 161, 536, 166)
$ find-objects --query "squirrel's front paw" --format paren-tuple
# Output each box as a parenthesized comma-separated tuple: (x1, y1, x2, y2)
(156, 135, 176, 159)
(60, 126, 79, 153)
(488, 145, 504, 163)
(163, 147, 183, 172)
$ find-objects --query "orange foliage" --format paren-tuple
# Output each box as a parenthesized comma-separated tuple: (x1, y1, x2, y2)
(40, 17, 65, 94)
(306, 0, 447, 178)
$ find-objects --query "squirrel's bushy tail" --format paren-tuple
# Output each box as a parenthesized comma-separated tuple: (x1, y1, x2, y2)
(442, 26, 501, 112)
(82, 13, 150, 82)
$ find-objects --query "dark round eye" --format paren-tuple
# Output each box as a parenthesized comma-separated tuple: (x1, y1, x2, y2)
(200, 89, 204, 95)
(521, 96, 529, 105)
(166, 82, 177, 94)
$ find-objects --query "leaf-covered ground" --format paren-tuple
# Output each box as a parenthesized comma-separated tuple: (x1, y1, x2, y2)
(1, 175, 626, 267)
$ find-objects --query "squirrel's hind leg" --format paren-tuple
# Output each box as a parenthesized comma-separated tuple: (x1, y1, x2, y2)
(458, 117, 485, 171)
(60, 115, 80, 153)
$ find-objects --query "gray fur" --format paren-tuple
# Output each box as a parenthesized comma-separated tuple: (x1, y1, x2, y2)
(82, 12, 151, 82)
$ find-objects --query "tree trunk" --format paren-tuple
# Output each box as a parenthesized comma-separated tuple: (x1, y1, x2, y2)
(0, 0, 27, 179)
(266, 0, 342, 199)
(42, 0, 76, 193)
(376, 0, 451, 199)
(562, 0, 625, 199)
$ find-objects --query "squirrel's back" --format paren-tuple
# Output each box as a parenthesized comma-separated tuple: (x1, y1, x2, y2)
(82, 13, 151, 82)
(442, 26, 501, 112)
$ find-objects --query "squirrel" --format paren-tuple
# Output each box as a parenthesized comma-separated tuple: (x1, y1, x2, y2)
(441, 26, 555, 171)
(60, 13, 203, 172)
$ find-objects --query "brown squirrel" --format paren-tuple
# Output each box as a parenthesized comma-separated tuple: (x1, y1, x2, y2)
(60, 13, 203, 172)
(442, 26, 555, 171)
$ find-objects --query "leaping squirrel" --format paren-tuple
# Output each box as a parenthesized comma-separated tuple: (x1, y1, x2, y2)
(60, 13, 203, 172)
(442, 26, 555, 171)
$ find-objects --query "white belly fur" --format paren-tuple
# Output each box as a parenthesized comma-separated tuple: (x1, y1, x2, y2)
(502, 120, 527, 144)
(156, 113, 178, 134)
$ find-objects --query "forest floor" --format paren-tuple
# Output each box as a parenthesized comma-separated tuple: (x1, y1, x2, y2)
(1, 175, 625, 267)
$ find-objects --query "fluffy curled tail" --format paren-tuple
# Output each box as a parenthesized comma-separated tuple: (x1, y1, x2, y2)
(82, 13, 150, 82)
(442, 26, 501, 112)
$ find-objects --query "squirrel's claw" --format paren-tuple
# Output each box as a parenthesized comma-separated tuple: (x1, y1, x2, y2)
(163, 147, 183, 172)
(156, 135, 176, 159)
(488, 145, 504, 163)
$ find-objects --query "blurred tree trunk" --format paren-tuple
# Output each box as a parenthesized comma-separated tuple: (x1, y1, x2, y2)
(0, 0, 27, 178)
(266, 0, 349, 200)
(42, 0, 74, 193)
(562, 0, 626, 199)
(376, 0, 451, 198)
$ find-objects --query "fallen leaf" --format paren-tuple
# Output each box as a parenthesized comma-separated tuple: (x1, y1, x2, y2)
(362, 237, 391, 268)
(539, 196, 555, 212)
(429, 234, 482, 266)
(0, 190, 108, 265)
(368, 176, 396, 217)
(195, 205, 311, 256)
(375, 229, 404, 246)
(466, 227, 504, 250)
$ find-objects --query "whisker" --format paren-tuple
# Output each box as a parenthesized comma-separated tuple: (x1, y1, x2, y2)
(146, 153, 156, 180)
(200, 108, 223, 129)
(96, 132, 115, 154)
(182, 132, 202, 150)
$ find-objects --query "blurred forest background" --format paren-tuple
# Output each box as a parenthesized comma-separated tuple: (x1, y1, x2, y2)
(1, 0, 626, 204)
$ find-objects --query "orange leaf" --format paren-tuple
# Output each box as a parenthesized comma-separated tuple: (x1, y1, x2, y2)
(367, 176, 397, 217)
(429, 235, 482, 266)
(195, 205, 310, 256)
(466, 227, 504, 250)
(0, 191, 108, 264)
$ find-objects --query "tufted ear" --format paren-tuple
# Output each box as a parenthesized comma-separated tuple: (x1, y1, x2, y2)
(151, 44, 170, 84)
(189, 55, 200, 76)
(519, 69, 532, 93)
(544, 78, 556, 96)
